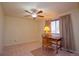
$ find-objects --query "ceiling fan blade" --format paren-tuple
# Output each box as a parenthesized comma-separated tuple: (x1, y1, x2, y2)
(38, 15, 44, 17)
(24, 10, 32, 14)
(37, 10, 43, 14)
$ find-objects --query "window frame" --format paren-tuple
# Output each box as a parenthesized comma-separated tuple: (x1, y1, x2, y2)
(51, 19, 60, 35)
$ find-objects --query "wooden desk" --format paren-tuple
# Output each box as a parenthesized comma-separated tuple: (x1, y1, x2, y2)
(48, 36, 62, 53)
(42, 34, 62, 53)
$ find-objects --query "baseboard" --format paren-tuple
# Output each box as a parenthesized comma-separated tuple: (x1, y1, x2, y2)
(4, 40, 41, 47)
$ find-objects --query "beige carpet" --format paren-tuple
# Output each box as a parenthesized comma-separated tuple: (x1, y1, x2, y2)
(31, 47, 57, 56)
(31, 47, 79, 56)
(2, 41, 79, 56)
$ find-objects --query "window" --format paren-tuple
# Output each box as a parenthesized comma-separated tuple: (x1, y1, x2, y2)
(51, 20, 60, 34)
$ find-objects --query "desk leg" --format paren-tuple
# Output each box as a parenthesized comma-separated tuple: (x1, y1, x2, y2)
(56, 41, 58, 54)
(60, 41, 62, 50)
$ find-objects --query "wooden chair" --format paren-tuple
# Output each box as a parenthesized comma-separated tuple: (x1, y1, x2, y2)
(42, 34, 62, 53)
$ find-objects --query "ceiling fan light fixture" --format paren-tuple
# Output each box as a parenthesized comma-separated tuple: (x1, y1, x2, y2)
(32, 13, 37, 18)
(24, 9, 44, 19)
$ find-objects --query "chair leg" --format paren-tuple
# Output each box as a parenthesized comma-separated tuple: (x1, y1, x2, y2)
(56, 42, 58, 54)
(56, 47, 58, 54)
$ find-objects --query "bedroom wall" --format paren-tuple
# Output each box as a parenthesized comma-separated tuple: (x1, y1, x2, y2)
(70, 9, 79, 51)
(0, 4, 4, 54)
(4, 16, 41, 46)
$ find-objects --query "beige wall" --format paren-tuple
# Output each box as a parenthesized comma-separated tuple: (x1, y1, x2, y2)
(0, 4, 4, 54)
(4, 16, 42, 46)
(71, 9, 79, 51)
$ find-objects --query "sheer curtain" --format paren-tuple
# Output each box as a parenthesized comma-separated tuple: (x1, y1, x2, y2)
(60, 15, 75, 51)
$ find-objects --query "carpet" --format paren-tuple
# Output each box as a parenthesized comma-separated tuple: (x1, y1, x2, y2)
(31, 47, 56, 56)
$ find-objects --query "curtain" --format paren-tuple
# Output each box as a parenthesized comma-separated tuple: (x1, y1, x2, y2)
(60, 15, 75, 51)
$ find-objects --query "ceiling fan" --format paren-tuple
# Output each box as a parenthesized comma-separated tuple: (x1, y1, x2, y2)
(24, 9, 44, 19)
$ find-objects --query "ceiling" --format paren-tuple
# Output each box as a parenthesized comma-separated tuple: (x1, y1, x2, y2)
(1, 2, 79, 19)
